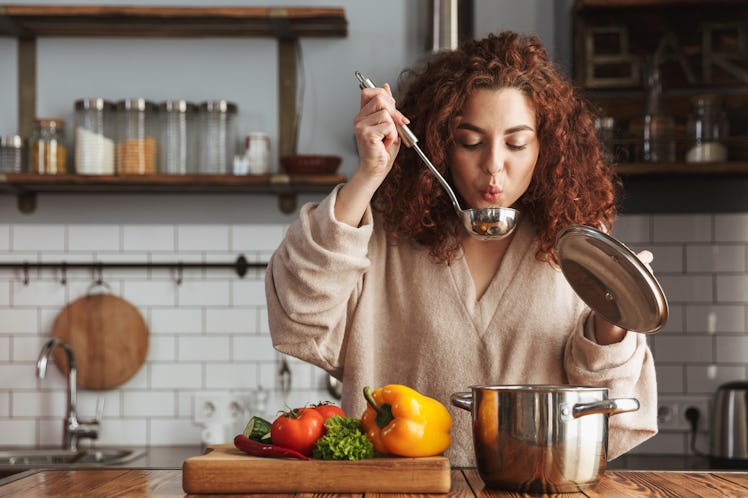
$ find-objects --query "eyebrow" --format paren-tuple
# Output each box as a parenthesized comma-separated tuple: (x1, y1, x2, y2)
(456, 123, 535, 134)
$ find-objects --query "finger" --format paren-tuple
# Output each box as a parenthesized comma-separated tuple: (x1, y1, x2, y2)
(355, 110, 399, 148)
(359, 87, 395, 111)
(380, 83, 411, 126)
(355, 108, 396, 134)
(637, 250, 654, 265)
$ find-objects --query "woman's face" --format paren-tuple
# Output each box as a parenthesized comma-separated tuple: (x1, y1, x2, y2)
(450, 88, 539, 210)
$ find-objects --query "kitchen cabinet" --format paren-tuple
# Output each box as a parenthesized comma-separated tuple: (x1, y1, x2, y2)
(573, 0, 748, 213)
(0, 5, 348, 213)
(573, 0, 748, 177)
(2, 467, 748, 496)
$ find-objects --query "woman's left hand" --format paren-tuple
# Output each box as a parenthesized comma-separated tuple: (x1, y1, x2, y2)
(593, 250, 654, 345)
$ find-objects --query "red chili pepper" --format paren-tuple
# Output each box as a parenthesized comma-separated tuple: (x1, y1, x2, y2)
(233, 434, 310, 460)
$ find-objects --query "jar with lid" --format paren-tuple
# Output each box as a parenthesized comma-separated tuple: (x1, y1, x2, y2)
(159, 100, 198, 174)
(74, 98, 115, 175)
(30, 118, 68, 174)
(686, 95, 729, 163)
(0, 135, 27, 173)
(114, 98, 158, 175)
(242, 132, 270, 175)
(198, 100, 237, 174)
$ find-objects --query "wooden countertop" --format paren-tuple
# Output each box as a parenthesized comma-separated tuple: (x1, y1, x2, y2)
(1, 468, 748, 497)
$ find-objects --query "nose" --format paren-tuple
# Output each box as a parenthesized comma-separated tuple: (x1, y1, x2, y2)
(481, 142, 504, 176)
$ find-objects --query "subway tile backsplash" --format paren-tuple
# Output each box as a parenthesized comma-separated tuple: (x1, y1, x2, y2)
(0, 213, 746, 457)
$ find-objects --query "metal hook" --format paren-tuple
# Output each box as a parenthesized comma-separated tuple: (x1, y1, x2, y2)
(85, 263, 112, 295)
(95, 263, 103, 286)
(60, 262, 67, 286)
(22, 262, 29, 286)
(175, 263, 183, 286)
(278, 357, 291, 401)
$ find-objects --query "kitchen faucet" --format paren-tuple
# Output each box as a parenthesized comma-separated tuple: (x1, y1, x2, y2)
(36, 338, 102, 451)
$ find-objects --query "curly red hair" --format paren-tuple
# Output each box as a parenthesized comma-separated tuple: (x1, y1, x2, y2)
(373, 31, 619, 264)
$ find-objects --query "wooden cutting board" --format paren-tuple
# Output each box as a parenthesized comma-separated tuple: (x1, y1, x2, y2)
(50, 292, 149, 390)
(182, 444, 451, 494)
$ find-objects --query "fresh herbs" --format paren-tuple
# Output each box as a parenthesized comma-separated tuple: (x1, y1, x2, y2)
(312, 415, 374, 461)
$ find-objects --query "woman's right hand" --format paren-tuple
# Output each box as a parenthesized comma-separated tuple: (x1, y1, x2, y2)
(335, 82, 410, 227)
(353, 83, 409, 182)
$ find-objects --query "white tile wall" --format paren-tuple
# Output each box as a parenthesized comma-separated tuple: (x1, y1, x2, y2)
(0, 221, 334, 450)
(632, 212, 748, 455)
(1, 214, 748, 457)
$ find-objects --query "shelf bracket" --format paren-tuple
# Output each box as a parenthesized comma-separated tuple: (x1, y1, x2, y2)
(277, 38, 298, 159)
(277, 193, 296, 214)
(270, 173, 296, 213)
(17, 192, 36, 214)
(17, 37, 36, 139)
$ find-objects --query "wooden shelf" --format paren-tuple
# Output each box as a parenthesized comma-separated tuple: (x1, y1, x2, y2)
(0, 5, 348, 214)
(575, 0, 746, 9)
(616, 161, 748, 175)
(0, 5, 347, 38)
(0, 173, 347, 213)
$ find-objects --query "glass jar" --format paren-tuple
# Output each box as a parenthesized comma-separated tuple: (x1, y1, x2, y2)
(686, 95, 729, 163)
(74, 98, 115, 175)
(114, 98, 157, 175)
(243, 132, 270, 175)
(0, 135, 26, 173)
(159, 100, 198, 174)
(198, 100, 237, 174)
(640, 60, 676, 163)
(30, 118, 68, 174)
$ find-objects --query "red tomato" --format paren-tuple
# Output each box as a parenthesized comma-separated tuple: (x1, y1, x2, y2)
(313, 402, 346, 421)
(270, 408, 325, 456)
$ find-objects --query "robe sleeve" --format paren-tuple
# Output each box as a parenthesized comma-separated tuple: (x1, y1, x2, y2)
(564, 313, 658, 460)
(265, 185, 373, 373)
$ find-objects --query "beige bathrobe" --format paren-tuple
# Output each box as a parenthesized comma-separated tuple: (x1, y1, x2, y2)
(266, 185, 657, 466)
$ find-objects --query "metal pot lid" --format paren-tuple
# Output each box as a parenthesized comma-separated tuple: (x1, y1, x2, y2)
(555, 224, 668, 334)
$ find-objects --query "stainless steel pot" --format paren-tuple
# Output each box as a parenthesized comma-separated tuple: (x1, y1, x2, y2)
(451, 385, 639, 493)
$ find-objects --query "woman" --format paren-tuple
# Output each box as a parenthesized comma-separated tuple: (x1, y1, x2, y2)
(265, 31, 657, 466)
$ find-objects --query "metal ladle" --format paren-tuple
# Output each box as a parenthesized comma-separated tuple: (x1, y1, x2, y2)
(355, 71, 519, 241)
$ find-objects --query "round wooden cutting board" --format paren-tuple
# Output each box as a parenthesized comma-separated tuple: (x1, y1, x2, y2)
(50, 293, 149, 390)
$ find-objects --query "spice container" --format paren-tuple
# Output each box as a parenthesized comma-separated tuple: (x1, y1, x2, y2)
(0, 135, 26, 173)
(160, 100, 198, 174)
(686, 95, 729, 163)
(74, 98, 115, 175)
(242, 132, 270, 174)
(198, 100, 237, 174)
(114, 98, 157, 175)
(30, 118, 68, 174)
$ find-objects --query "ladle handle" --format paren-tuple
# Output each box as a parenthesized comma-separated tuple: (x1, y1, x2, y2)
(354, 71, 464, 214)
(355, 71, 418, 148)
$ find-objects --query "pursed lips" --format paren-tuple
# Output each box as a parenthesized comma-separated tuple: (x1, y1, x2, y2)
(481, 185, 502, 203)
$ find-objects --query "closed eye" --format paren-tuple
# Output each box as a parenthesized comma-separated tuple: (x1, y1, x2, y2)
(459, 141, 482, 150)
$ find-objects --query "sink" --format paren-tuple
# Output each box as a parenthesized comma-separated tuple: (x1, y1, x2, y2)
(0, 447, 145, 467)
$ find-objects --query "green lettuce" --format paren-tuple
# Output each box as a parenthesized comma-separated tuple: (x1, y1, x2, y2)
(312, 415, 374, 460)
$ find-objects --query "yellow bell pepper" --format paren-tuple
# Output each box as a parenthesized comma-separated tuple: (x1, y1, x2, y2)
(361, 384, 452, 457)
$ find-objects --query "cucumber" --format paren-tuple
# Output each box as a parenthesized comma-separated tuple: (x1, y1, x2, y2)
(243, 416, 273, 442)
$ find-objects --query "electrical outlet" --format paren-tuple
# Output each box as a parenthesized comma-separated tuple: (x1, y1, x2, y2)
(657, 395, 711, 432)
(193, 393, 231, 425)
(229, 394, 251, 422)
(682, 398, 710, 433)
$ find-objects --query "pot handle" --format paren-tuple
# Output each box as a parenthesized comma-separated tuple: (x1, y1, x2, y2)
(571, 398, 640, 419)
(450, 392, 473, 411)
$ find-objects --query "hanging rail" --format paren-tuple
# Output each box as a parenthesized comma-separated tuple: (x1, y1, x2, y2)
(0, 254, 265, 281)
